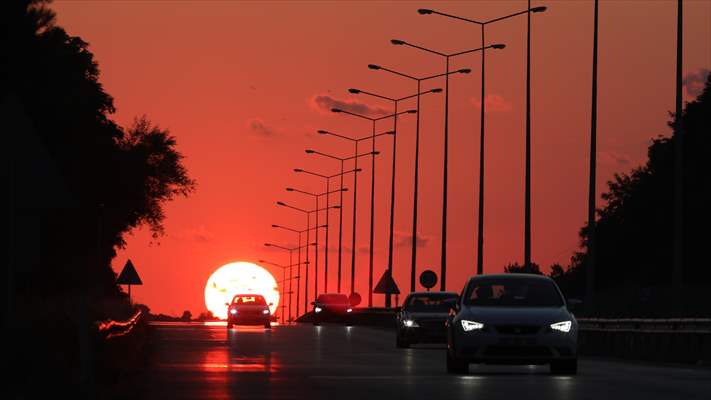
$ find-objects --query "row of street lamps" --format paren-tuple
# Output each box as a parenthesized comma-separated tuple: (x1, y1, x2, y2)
(263, 4, 548, 320)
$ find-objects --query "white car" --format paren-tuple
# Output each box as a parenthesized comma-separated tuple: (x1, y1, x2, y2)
(446, 274, 578, 374)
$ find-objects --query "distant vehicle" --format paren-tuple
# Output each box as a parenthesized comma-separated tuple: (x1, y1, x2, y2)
(446, 274, 578, 375)
(311, 293, 353, 325)
(396, 291, 459, 348)
(226, 294, 274, 329)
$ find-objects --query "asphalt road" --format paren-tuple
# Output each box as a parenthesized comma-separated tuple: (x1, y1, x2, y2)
(140, 322, 710, 400)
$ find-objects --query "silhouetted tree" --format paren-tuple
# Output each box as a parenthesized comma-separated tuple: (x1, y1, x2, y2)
(551, 74, 710, 315)
(7, 0, 195, 305)
(181, 310, 193, 322)
(504, 262, 543, 275)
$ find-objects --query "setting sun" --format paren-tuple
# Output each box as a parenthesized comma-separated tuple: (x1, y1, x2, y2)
(204, 262, 279, 319)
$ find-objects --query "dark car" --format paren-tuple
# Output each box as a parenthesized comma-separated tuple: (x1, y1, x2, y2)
(396, 291, 459, 348)
(226, 294, 274, 329)
(311, 293, 353, 325)
(446, 274, 578, 374)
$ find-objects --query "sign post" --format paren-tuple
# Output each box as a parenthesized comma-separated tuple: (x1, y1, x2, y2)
(419, 270, 437, 292)
(116, 259, 143, 303)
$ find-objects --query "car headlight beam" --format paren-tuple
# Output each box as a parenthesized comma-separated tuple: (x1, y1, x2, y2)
(550, 320, 572, 333)
(262, 309, 270, 315)
(461, 320, 484, 332)
(230, 309, 237, 315)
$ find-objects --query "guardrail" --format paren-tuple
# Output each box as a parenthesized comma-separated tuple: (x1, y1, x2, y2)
(95, 310, 143, 339)
(577, 318, 711, 333)
(576, 318, 710, 364)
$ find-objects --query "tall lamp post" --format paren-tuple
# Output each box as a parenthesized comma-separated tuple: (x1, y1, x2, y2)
(389, 40, 502, 290)
(276, 201, 340, 303)
(347, 87, 442, 305)
(258, 255, 301, 323)
(305, 149, 374, 293)
(271, 223, 323, 317)
(318, 129, 394, 297)
(286, 184, 349, 296)
(417, 5, 547, 274)
(368, 64, 469, 292)
(331, 108, 417, 307)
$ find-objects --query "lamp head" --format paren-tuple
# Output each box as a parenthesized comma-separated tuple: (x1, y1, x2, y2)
(276, 201, 285, 206)
(531, 6, 547, 13)
(417, 8, 433, 15)
(286, 187, 294, 191)
(305, 149, 315, 154)
(386, 130, 396, 135)
(264, 243, 271, 247)
(271, 224, 279, 228)
(355, 168, 363, 172)
(458, 68, 472, 74)
(333, 205, 341, 209)
(390, 39, 406, 45)
(492, 43, 506, 49)
(368, 64, 381, 70)
(317, 129, 328, 134)
(341, 188, 349, 192)
(348, 88, 361, 94)
(406, 109, 418, 114)
(431, 88, 443, 93)
(294, 168, 303, 172)
(331, 108, 342, 113)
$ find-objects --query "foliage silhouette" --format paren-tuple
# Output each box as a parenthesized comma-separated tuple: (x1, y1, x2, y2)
(551, 74, 710, 315)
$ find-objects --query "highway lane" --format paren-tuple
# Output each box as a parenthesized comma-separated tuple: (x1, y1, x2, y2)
(140, 322, 710, 400)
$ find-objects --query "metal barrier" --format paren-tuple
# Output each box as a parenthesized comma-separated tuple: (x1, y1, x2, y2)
(576, 318, 711, 364)
(95, 310, 143, 339)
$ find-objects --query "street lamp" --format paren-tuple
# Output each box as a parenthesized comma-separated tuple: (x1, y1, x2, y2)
(368, 64, 468, 292)
(318, 129, 392, 298)
(305, 149, 373, 293)
(348, 87, 441, 305)
(276, 201, 340, 303)
(271, 223, 324, 317)
(258, 253, 303, 324)
(286, 183, 348, 297)
(330, 108, 416, 307)
(418, 3, 547, 275)
(390, 40, 502, 290)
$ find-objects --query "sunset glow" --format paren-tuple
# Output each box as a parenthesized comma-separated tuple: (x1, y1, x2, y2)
(204, 262, 279, 319)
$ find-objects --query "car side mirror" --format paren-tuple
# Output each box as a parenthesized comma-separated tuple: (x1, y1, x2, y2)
(268, 302, 273, 306)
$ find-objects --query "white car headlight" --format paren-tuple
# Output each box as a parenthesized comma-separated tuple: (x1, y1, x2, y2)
(230, 309, 237, 315)
(346, 308, 353, 313)
(314, 306, 322, 313)
(550, 321, 572, 333)
(461, 320, 484, 332)
(402, 319, 419, 328)
(262, 309, 270, 315)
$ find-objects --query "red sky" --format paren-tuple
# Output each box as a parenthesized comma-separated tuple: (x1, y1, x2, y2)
(52, 1, 710, 316)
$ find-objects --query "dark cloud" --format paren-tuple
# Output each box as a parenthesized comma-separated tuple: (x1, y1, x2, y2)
(394, 231, 429, 249)
(176, 226, 214, 242)
(246, 118, 275, 137)
(599, 151, 631, 167)
(309, 94, 389, 117)
(682, 68, 710, 97)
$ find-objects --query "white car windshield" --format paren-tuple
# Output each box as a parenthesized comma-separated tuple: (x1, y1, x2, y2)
(463, 277, 564, 307)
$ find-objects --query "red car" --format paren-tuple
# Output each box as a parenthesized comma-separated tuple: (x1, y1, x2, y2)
(226, 294, 274, 329)
(311, 293, 353, 325)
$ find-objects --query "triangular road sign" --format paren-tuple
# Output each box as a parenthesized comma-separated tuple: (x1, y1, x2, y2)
(374, 269, 400, 294)
(117, 259, 143, 285)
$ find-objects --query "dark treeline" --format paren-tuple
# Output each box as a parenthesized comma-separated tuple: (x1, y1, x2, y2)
(5, 0, 194, 396)
(506, 74, 711, 317)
